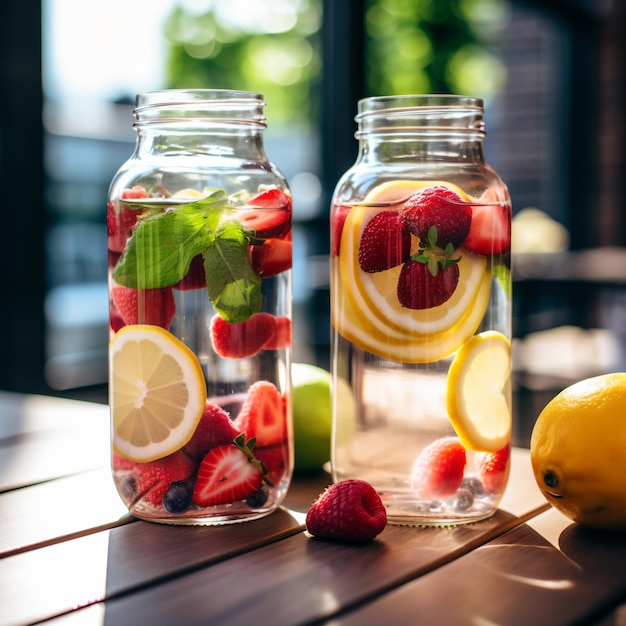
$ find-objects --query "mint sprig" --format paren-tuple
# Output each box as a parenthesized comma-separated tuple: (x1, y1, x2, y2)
(112, 190, 262, 323)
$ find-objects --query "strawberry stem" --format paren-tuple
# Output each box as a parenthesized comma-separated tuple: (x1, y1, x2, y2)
(412, 225, 462, 276)
(233, 432, 275, 488)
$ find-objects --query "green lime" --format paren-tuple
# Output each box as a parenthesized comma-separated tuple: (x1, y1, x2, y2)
(292, 363, 332, 473)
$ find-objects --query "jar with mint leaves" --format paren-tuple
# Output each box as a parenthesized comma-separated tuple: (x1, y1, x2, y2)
(107, 89, 293, 524)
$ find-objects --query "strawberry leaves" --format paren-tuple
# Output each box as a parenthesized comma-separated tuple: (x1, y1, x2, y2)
(412, 225, 461, 278)
(112, 190, 262, 324)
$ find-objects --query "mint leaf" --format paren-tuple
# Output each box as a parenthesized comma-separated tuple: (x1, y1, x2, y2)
(113, 205, 212, 289)
(203, 219, 261, 323)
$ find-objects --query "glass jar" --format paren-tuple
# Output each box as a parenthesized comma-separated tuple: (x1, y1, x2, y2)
(330, 94, 512, 525)
(107, 89, 293, 524)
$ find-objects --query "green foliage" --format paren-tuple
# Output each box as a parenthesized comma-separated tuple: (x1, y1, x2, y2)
(163, 0, 322, 128)
(364, 0, 508, 100)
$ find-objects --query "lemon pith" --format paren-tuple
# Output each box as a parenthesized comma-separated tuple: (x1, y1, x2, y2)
(331, 179, 492, 363)
(110, 324, 207, 462)
(446, 331, 512, 452)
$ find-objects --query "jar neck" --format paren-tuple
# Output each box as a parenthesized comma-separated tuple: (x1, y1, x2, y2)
(355, 94, 486, 165)
(132, 89, 268, 159)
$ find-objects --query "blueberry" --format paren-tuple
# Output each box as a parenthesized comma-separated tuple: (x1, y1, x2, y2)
(460, 476, 485, 497)
(119, 475, 137, 501)
(163, 481, 193, 514)
(454, 488, 474, 512)
(246, 486, 269, 508)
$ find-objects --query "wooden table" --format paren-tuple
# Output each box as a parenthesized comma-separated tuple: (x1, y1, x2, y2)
(2, 391, 626, 626)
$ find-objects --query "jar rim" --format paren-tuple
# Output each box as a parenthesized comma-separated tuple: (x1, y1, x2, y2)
(356, 94, 483, 117)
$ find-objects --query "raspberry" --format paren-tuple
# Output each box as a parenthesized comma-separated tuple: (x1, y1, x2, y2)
(305, 479, 387, 543)
(475, 445, 510, 494)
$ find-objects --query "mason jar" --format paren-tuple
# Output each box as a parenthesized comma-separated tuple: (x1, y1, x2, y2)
(330, 94, 512, 525)
(107, 89, 293, 524)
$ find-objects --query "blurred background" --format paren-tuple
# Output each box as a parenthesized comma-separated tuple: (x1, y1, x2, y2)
(0, 0, 624, 445)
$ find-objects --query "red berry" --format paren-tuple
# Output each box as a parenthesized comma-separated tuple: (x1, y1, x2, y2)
(250, 238, 292, 278)
(110, 285, 176, 329)
(234, 380, 286, 447)
(475, 445, 510, 494)
(121, 185, 149, 200)
(358, 211, 411, 273)
(306, 479, 387, 543)
(263, 316, 292, 350)
(463, 202, 511, 256)
(402, 186, 472, 248)
(331, 204, 352, 257)
(210, 313, 277, 359)
(192, 443, 263, 507)
(254, 444, 288, 485)
(410, 437, 467, 499)
(174, 254, 206, 290)
(239, 189, 292, 239)
(396, 259, 459, 310)
(113, 450, 196, 507)
(183, 401, 240, 461)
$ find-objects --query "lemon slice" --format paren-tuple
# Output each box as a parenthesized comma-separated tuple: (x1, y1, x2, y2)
(110, 325, 207, 462)
(331, 179, 491, 362)
(446, 331, 512, 452)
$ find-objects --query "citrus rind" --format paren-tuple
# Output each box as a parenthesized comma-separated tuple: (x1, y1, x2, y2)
(110, 324, 207, 462)
(445, 331, 512, 452)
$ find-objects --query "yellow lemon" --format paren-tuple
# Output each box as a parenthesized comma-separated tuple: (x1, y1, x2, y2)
(446, 331, 512, 452)
(332, 179, 491, 363)
(530, 373, 626, 530)
(110, 325, 207, 462)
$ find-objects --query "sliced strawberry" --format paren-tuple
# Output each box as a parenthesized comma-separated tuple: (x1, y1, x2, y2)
(402, 186, 472, 248)
(410, 437, 467, 499)
(210, 312, 277, 359)
(263, 316, 292, 350)
(463, 202, 511, 256)
(331, 204, 352, 257)
(192, 443, 263, 507)
(234, 380, 286, 447)
(254, 443, 288, 486)
(250, 238, 292, 278)
(239, 189, 292, 239)
(475, 444, 510, 494)
(358, 211, 411, 273)
(111, 285, 176, 329)
(183, 401, 240, 461)
(121, 185, 149, 200)
(397, 259, 460, 309)
(108, 186, 148, 253)
(173, 254, 206, 290)
(113, 450, 196, 507)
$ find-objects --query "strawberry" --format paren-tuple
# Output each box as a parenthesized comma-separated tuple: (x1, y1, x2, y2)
(263, 316, 292, 350)
(475, 445, 510, 494)
(110, 285, 176, 329)
(250, 238, 292, 278)
(397, 259, 460, 309)
(239, 189, 292, 239)
(331, 204, 352, 257)
(210, 312, 277, 359)
(234, 380, 286, 447)
(173, 254, 206, 290)
(305, 479, 387, 543)
(254, 443, 288, 486)
(183, 401, 240, 461)
(192, 440, 264, 507)
(113, 450, 196, 507)
(463, 202, 511, 256)
(108, 186, 148, 253)
(401, 186, 472, 248)
(410, 437, 467, 499)
(358, 211, 411, 273)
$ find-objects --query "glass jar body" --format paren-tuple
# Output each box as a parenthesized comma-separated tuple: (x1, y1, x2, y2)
(107, 90, 293, 524)
(330, 95, 512, 525)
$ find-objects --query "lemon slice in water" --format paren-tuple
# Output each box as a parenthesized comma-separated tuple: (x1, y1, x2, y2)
(110, 325, 207, 462)
(446, 331, 512, 452)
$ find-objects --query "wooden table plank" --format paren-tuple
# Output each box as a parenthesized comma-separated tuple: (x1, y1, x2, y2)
(0, 508, 303, 626)
(325, 507, 626, 626)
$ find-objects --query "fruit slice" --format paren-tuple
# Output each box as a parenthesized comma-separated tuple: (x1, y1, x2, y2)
(210, 312, 277, 359)
(110, 325, 207, 462)
(234, 380, 286, 447)
(332, 180, 491, 363)
(446, 331, 512, 452)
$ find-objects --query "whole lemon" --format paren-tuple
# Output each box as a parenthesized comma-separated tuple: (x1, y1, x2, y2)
(292, 363, 332, 473)
(530, 372, 626, 530)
